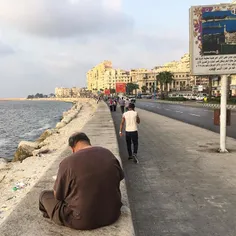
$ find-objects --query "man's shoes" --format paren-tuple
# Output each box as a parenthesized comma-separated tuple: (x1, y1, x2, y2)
(133, 154, 139, 164)
(128, 156, 133, 160)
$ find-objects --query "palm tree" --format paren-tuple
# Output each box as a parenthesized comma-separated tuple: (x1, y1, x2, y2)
(126, 83, 139, 95)
(156, 71, 174, 99)
(141, 85, 148, 93)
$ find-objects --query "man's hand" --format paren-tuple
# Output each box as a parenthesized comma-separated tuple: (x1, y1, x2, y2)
(120, 117, 125, 137)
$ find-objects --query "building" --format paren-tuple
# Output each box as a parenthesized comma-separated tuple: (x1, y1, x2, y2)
(231, 75, 236, 96)
(153, 53, 194, 92)
(86, 54, 236, 96)
(87, 61, 112, 91)
(55, 87, 81, 98)
(87, 61, 131, 92)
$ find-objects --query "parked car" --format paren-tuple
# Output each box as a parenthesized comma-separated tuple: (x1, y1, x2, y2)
(196, 93, 208, 101)
(128, 96, 136, 103)
(183, 94, 192, 100)
(191, 94, 197, 100)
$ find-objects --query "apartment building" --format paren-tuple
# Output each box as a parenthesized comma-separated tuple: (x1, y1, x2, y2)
(55, 87, 81, 98)
(86, 54, 236, 95)
(87, 61, 131, 91)
(87, 61, 112, 91)
(153, 53, 194, 92)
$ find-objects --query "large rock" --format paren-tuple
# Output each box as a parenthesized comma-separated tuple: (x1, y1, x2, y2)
(37, 129, 59, 143)
(13, 141, 39, 162)
(37, 129, 53, 143)
(32, 147, 51, 157)
(56, 122, 66, 129)
(61, 116, 72, 124)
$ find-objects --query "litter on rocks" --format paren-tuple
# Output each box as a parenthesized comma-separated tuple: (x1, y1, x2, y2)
(12, 182, 25, 191)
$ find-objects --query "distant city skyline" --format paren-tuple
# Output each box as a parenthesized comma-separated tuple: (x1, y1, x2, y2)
(0, 0, 232, 98)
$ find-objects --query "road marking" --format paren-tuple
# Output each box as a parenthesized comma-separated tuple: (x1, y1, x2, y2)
(175, 111, 183, 114)
(204, 109, 214, 112)
(164, 108, 170, 111)
(189, 113, 201, 117)
(156, 107, 161, 109)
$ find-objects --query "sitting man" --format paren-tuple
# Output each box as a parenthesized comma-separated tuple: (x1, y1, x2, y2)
(39, 132, 124, 230)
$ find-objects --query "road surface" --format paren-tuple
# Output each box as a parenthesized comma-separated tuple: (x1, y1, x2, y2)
(135, 100, 236, 139)
(112, 106, 236, 236)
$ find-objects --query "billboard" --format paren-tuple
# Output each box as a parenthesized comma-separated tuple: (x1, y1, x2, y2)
(116, 83, 126, 93)
(190, 4, 236, 75)
(104, 89, 110, 95)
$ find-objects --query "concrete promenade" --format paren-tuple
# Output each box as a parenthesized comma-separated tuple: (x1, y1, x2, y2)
(112, 105, 236, 236)
(0, 102, 134, 236)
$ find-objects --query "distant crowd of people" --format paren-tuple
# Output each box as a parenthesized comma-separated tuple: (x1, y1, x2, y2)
(106, 97, 131, 113)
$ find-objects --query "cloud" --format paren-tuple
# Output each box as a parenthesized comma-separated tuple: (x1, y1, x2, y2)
(0, 0, 132, 38)
(0, 41, 15, 55)
(0, 0, 189, 98)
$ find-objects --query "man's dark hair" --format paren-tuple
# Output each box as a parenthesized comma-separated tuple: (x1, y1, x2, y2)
(128, 103, 135, 110)
(68, 132, 91, 147)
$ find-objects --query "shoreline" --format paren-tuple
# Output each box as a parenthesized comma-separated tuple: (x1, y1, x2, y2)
(0, 98, 97, 226)
(0, 98, 76, 161)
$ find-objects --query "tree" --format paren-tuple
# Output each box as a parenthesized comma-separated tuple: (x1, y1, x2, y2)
(156, 71, 174, 99)
(141, 85, 148, 93)
(35, 93, 44, 98)
(126, 83, 139, 95)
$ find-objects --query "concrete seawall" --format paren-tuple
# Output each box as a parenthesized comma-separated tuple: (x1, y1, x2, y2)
(0, 101, 134, 236)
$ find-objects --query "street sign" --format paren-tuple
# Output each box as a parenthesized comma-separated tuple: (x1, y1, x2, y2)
(190, 3, 236, 75)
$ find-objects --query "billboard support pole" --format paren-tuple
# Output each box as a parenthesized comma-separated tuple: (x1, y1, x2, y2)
(219, 75, 228, 153)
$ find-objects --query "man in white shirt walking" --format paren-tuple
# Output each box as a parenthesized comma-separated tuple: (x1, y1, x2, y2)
(125, 98, 130, 112)
(119, 103, 140, 163)
(119, 97, 125, 114)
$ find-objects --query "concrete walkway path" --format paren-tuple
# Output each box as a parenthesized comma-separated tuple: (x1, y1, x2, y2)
(112, 105, 236, 236)
(0, 102, 134, 236)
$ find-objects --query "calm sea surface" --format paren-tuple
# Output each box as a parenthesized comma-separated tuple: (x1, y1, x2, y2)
(0, 100, 73, 160)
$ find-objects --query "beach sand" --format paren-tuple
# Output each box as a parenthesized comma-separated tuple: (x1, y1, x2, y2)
(0, 99, 97, 225)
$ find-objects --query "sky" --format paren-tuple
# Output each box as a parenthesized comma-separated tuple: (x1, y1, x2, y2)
(0, 0, 232, 98)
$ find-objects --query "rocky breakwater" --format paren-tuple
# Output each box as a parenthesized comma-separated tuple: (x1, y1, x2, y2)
(13, 102, 83, 162)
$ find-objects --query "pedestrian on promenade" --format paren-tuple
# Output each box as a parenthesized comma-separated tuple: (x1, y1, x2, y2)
(39, 132, 124, 230)
(108, 98, 113, 112)
(119, 103, 140, 163)
(125, 98, 130, 112)
(113, 99, 117, 112)
(97, 96, 101, 104)
(119, 97, 125, 114)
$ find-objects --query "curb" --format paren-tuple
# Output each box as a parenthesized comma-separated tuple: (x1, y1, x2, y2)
(203, 103, 236, 110)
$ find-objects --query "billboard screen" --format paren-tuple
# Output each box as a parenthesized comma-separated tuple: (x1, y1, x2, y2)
(190, 4, 236, 75)
(104, 89, 110, 95)
(116, 83, 126, 93)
